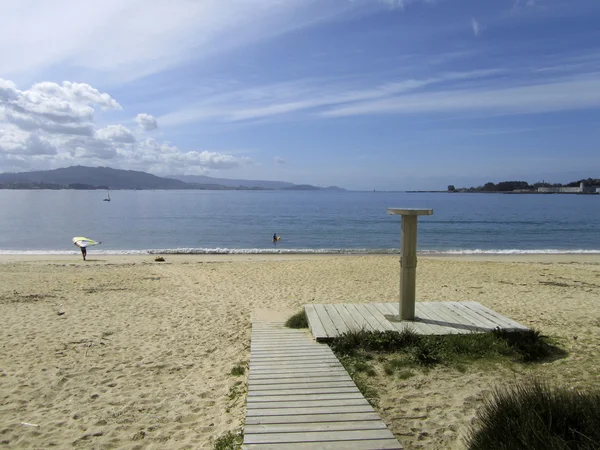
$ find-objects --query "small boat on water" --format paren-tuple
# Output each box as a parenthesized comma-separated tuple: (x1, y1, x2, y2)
(103, 191, 111, 202)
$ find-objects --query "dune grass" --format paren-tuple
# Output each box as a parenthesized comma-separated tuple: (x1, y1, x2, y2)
(329, 328, 565, 370)
(284, 309, 308, 328)
(213, 430, 243, 450)
(466, 379, 600, 450)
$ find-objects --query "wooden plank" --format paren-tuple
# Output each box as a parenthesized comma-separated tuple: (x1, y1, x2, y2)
(252, 331, 309, 334)
(250, 357, 338, 365)
(412, 303, 460, 334)
(251, 368, 345, 375)
(251, 349, 328, 354)
(305, 304, 327, 339)
(247, 393, 365, 403)
(252, 330, 307, 334)
(251, 347, 329, 353)
(252, 334, 313, 338)
(249, 370, 350, 380)
(245, 412, 383, 425)
(449, 302, 502, 331)
(251, 354, 334, 361)
(418, 303, 470, 334)
(247, 398, 370, 409)
(428, 302, 479, 334)
(314, 304, 340, 338)
(246, 405, 375, 417)
(442, 303, 490, 332)
(333, 304, 363, 332)
(245, 318, 402, 450)
(251, 337, 309, 342)
(249, 375, 353, 384)
(244, 429, 396, 444)
(323, 304, 350, 335)
(354, 304, 396, 331)
(343, 304, 375, 331)
(379, 303, 436, 335)
(243, 439, 402, 449)
(461, 302, 517, 329)
(252, 360, 343, 375)
(248, 387, 359, 396)
(466, 302, 529, 330)
(458, 302, 516, 330)
(249, 382, 357, 392)
(245, 421, 386, 434)
(252, 356, 340, 370)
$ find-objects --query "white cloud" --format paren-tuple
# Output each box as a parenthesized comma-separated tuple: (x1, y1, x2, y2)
(135, 113, 158, 131)
(274, 157, 287, 165)
(0, 131, 57, 156)
(320, 76, 600, 117)
(1, 0, 445, 84)
(0, 79, 121, 136)
(96, 125, 136, 143)
(30, 81, 121, 110)
(381, 0, 405, 9)
(0, 0, 377, 83)
(0, 78, 253, 175)
(117, 139, 253, 175)
(64, 135, 118, 159)
(159, 70, 502, 126)
(471, 18, 481, 36)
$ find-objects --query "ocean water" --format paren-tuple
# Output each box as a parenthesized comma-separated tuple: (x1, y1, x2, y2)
(0, 189, 599, 255)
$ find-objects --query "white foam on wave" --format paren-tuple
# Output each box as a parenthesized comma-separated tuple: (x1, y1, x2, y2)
(420, 249, 600, 255)
(1, 248, 600, 255)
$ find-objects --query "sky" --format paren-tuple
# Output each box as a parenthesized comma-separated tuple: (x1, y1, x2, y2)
(1, 0, 599, 190)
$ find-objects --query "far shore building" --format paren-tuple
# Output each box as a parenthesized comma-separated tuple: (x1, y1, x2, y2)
(537, 182, 599, 194)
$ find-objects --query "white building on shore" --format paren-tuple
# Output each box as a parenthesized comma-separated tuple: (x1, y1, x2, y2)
(537, 182, 599, 194)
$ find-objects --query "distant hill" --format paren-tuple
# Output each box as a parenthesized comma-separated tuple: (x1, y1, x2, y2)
(171, 174, 296, 189)
(0, 166, 346, 191)
(0, 166, 188, 190)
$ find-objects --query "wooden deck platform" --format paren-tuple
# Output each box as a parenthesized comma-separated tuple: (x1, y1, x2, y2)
(243, 320, 403, 449)
(305, 301, 529, 341)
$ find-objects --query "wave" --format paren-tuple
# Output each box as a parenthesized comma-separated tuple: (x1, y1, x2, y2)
(1, 248, 600, 255)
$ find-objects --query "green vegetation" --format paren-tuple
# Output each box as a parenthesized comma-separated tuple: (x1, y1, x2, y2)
(467, 379, 600, 450)
(230, 364, 245, 376)
(331, 328, 567, 415)
(213, 430, 243, 450)
(451, 177, 600, 193)
(285, 309, 308, 328)
(330, 328, 565, 371)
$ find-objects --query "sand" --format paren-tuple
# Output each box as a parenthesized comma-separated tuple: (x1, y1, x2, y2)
(1, 254, 599, 449)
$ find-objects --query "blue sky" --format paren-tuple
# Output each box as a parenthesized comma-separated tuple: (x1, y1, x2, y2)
(1, 0, 599, 190)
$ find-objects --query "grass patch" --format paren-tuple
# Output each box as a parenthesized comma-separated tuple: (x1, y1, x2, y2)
(397, 369, 415, 380)
(285, 310, 308, 328)
(329, 328, 565, 369)
(467, 379, 600, 450)
(214, 430, 243, 450)
(230, 364, 245, 376)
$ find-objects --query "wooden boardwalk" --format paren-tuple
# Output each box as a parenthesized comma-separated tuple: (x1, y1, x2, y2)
(243, 320, 402, 449)
(305, 301, 529, 341)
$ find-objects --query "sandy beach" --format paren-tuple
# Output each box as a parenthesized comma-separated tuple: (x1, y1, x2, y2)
(1, 253, 599, 449)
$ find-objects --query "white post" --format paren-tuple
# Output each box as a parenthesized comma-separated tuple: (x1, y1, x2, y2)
(387, 208, 433, 321)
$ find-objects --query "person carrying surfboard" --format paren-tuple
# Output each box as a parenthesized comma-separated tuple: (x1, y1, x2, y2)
(273, 233, 278, 243)
(72, 237, 101, 261)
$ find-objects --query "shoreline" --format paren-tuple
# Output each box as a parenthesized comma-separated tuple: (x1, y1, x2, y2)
(2, 252, 600, 264)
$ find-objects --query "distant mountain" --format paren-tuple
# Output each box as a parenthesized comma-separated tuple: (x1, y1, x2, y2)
(0, 166, 188, 190)
(0, 166, 346, 191)
(170, 174, 296, 189)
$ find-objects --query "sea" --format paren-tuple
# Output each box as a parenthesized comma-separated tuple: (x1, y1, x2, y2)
(0, 190, 599, 255)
